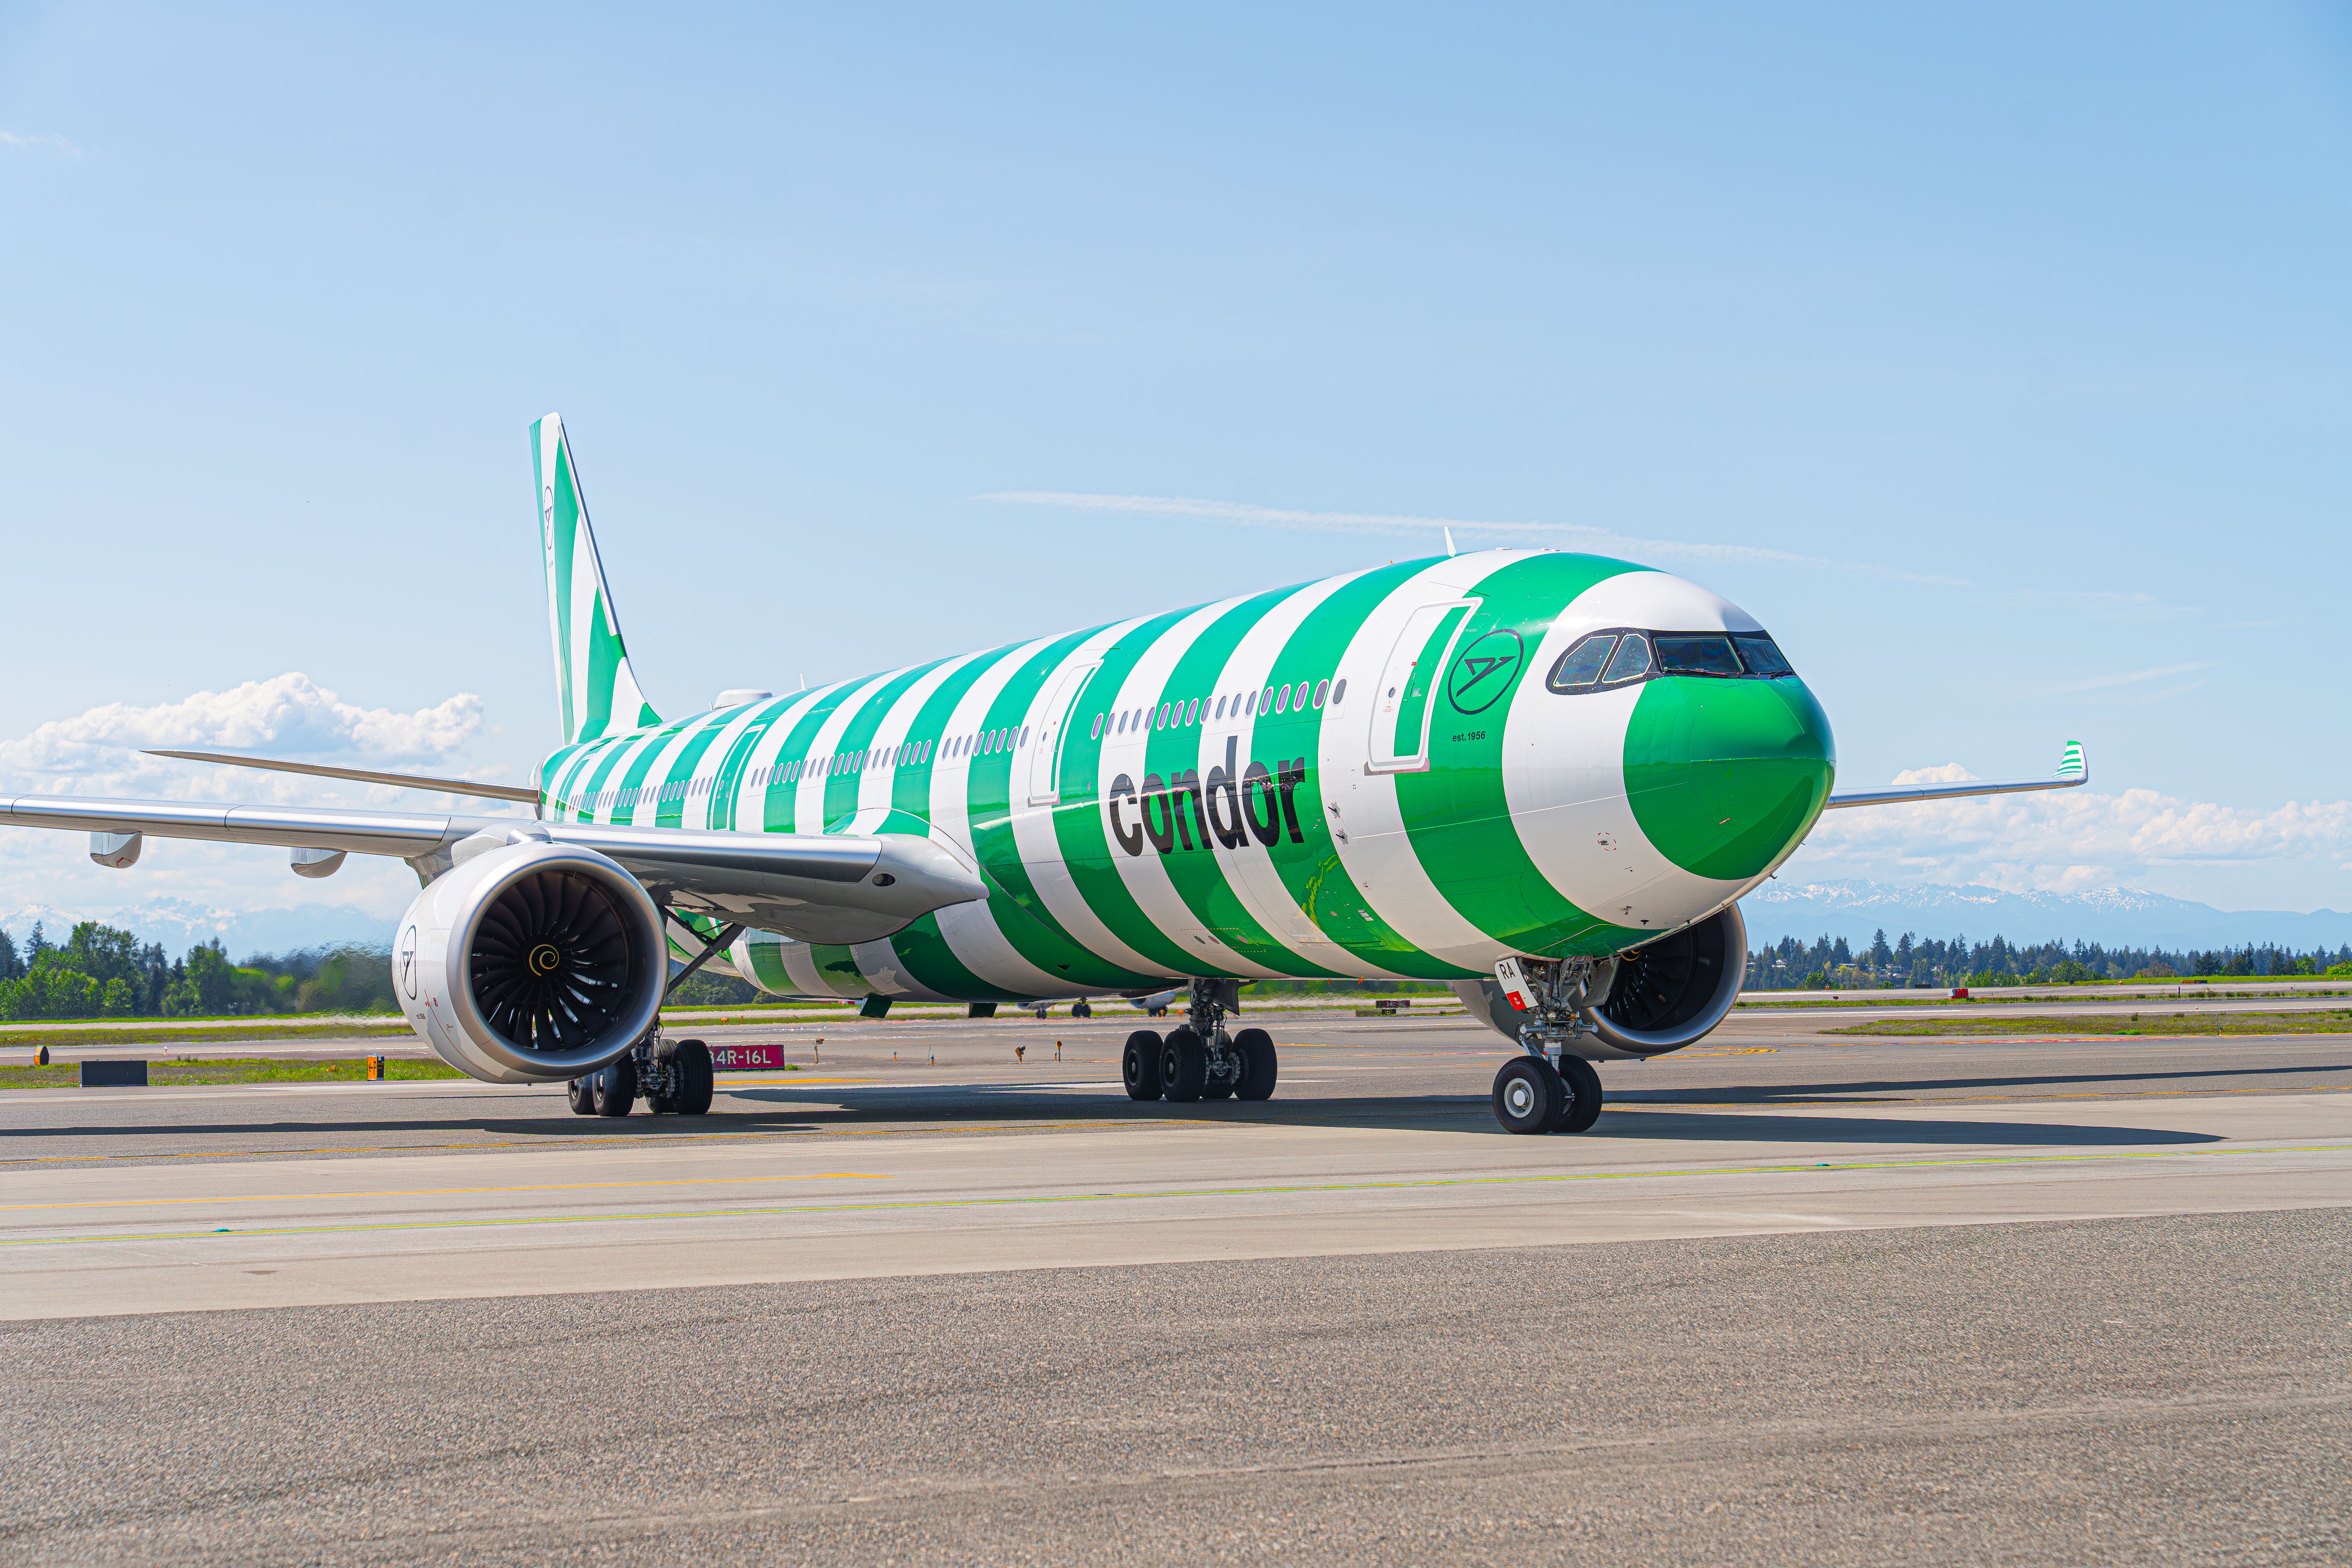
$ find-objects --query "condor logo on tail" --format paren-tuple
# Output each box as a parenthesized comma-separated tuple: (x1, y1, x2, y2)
(1107, 737, 1309, 858)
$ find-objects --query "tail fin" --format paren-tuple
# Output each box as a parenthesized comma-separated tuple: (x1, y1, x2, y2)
(532, 414, 660, 744)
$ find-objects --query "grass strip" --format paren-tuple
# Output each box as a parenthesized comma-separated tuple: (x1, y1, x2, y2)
(1828, 1010, 2352, 1037)
(0, 1057, 467, 1088)
(0, 1022, 416, 1047)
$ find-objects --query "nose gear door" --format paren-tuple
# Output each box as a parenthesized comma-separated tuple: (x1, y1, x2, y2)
(1367, 599, 1478, 774)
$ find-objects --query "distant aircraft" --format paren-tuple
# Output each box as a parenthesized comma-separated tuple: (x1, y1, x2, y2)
(1, 417, 2088, 1132)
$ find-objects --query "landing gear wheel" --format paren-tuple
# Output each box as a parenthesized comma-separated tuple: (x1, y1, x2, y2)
(1201, 1068, 1234, 1101)
(592, 1053, 637, 1118)
(1233, 1027, 1278, 1101)
(1491, 1057, 1563, 1135)
(566, 1077, 597, 1116)
(1161, 1028, 1208, 1102)
(1554, 1054, 1603, 1134)
(1072, 1000, 1092, 1018)
(671, 1038, 715, 1116)
(1123, 1030, 1165, 1100)
(645, 1040, 678, 1113)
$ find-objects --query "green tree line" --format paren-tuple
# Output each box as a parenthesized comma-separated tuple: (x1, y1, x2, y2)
(0, 922, 397, 1020)
(1747, 931, 2352, 991)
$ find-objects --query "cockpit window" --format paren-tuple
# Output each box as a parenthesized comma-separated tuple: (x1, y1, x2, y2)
(1547, 625, 1799, 695)
(1652, 634, 1742, 677)
(1546, 634, 1617, 691)
(1601, 633, 1653, 683)
(1732, 632, 1794, 677)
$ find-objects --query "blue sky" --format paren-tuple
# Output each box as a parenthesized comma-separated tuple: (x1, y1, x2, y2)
(1, 1, 2347, 925)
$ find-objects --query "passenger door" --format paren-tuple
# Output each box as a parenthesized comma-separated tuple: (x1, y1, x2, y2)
(1367, 600, 1478, 774)
(1027, 661, 1101, 807)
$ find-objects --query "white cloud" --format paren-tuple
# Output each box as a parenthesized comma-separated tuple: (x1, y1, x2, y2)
(0, 673, 484, 779)
(1797, 768, 2352, 894)
(0, 130, 81, 156)
(0, 675, 513, 924)
(977, 490, 1970, 587)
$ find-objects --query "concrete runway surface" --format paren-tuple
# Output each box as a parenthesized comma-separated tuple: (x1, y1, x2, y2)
(2, 1009, 2347, 1563)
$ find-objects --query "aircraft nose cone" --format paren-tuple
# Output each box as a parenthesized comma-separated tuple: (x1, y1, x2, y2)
(1622, 674, 1835, 882)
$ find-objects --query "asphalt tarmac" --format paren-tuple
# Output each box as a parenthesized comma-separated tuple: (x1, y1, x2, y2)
(3, 1009, 2347, 1563)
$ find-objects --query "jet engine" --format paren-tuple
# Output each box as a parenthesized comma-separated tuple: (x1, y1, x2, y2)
(394, 833, 667, 1084)
(1582, 901, 1746, 1057)
(1453, 902, 1748, 1060)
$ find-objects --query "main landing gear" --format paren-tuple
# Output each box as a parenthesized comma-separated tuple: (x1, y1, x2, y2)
(568, 1036, 715, 1119)
(1490, 956, 1608, 1135)
(1123, 979, 1277, 1105)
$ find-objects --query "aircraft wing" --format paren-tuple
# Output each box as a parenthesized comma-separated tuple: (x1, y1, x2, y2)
(1823, 741, 2088, 811)
(0, 794, 988, 947)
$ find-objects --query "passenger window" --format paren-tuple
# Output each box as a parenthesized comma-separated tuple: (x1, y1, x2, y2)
(1653, 634, 1742, 677)
(1274, 684, 1290, 714)
(1313, 679, 1328, 708)
(1185, 698, 1199, 726)
(1294, 681, 1310, 710)
(1733, 633, 1794, 677)
(1091, 714, 1103, 739)
(1214, 696, 1226, 720)
(1331, 678, 1346, 705)
(1602, 633, 1653, 683)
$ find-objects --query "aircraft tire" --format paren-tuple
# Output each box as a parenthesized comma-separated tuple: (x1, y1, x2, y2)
(1161, 1028, 1208, 1102)
(1554, 1055, 1603, 1134)
(1491, 1057, 1561, 1135)
(1123, 1030, 1165, 1100)
(566, 1077, 598, 1116)
(672, 1039, 715, 1116)
(645, 1039, 677, 1113)
(592, 1054, 637, 1118)
(1234, 1028, 1278, 1100)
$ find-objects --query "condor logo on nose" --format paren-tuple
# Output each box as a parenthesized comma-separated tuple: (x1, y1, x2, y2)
(1446, 629, 1524, 715)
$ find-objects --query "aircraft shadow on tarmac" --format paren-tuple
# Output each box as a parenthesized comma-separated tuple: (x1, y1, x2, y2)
(6, 1077, 2225, 1149)
(1613, 1058, 2349, 1107)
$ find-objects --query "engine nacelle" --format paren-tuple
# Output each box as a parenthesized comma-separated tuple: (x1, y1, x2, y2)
(1582, 900, 1745, 1057)
(394, 835, 667, 1084)
(1454, 902, 1748, 1061)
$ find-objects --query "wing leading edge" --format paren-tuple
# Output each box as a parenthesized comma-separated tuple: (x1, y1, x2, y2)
(1823, 741, 2088, 811)
(0, 794, 987, 947)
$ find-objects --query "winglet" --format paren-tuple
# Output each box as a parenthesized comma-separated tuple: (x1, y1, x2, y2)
(2056, 740, 2088, 782)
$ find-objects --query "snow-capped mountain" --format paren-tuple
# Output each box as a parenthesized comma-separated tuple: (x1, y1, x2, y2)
(1741, 879, 2352, 951)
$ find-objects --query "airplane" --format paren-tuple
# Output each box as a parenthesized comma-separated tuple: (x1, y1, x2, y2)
(0, 416, 2090, 1132)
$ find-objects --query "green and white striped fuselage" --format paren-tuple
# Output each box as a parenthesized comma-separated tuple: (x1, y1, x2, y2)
(534, 550, 1837, 1003)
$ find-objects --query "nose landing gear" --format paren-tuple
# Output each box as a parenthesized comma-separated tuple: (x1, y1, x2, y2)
(1489, 957, 1609, 1135)
(1490, 1052, 1604, 1135)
